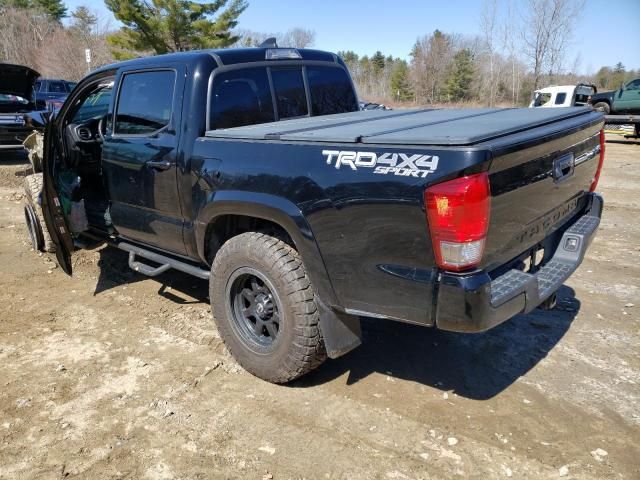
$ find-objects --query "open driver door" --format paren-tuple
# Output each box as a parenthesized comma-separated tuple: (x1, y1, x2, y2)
(40, 118, 74, 275)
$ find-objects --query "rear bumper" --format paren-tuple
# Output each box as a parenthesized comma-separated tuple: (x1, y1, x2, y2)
(435, 193, 603, 333)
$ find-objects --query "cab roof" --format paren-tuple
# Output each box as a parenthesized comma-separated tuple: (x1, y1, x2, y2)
(92, 48, 340, 76)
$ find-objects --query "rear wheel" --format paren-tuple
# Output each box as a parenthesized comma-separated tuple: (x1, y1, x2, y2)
(23, 173, 55, 253)
(593, 102, 610, 114)
(210, 232, 326, 383)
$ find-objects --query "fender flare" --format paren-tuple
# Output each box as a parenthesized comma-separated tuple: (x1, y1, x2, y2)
(195, 190, 339, 307)
(195, 190, 362, 359)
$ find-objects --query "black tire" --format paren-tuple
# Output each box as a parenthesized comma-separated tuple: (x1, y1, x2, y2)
(210, 232, 326, 383)
(593, 102, 610, 114)
(23, 173, 55, 253)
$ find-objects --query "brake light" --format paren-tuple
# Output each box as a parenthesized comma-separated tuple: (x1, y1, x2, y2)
(590, 129, 605, 192)
(425, 172, 491, 272)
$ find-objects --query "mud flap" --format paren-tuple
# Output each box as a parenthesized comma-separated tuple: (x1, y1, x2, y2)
(316, 298, 362, 359)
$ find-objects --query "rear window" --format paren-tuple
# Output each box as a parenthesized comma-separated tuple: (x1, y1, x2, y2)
(48, 81, 67, 93)
(210, 67, 275, 129)
(307, 66, 358, 115)
(208, 64, 357, 129)
(271, 68, 307, 119)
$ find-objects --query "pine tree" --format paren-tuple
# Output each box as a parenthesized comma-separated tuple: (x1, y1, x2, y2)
(371, 51, 385, 75)
(390, 61, 413, 102)
(105, 0, 248, 59)
(445, 49, 474, 102)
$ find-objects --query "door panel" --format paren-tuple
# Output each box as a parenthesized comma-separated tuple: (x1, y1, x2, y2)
(41, 119, 74, 275)
(102, 67, 187, 254)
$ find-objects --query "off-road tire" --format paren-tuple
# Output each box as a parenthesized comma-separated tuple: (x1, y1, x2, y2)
(593, 102, 610, 114)
(23, 173, 55, 253)
(210, 232, 326, 383)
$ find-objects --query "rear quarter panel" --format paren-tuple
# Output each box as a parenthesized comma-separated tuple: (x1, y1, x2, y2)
(190, 138, 489, 325)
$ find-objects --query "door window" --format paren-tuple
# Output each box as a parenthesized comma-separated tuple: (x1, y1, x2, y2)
(210, 67, 275, 129)
(115, 70, 176, 135)
(625, 79, 640, 90)
(271, 68, 308, 119)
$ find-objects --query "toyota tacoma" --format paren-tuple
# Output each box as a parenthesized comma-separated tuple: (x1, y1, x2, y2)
(25, 45, 605, 383)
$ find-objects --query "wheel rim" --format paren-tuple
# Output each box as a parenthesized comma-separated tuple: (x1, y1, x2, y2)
(228, 268, 282, 351)
(24, 204, 42, 251)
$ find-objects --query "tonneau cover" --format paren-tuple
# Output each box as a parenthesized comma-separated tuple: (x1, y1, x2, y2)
(205, 107, 593, 146)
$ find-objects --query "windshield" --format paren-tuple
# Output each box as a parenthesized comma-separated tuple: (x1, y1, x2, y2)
(72, 87, 113, 123)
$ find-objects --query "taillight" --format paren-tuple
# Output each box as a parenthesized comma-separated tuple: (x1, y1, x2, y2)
(425, 172, 491, 272)
(590, 129, 605, 192)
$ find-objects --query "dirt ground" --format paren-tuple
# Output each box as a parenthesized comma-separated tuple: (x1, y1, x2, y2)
(0, 137, 638, 480)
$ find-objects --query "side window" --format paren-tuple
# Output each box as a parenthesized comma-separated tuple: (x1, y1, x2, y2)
(115, 70, 175, 135)
(555, 92, 567, 105)
(626, 79, 640, 90)
(210, 67, 274, 129)
(307, 66, 358, 115)
(534, 92, 551, 107)
(271, 68, 307, 119)
(34, 81, 41, 92)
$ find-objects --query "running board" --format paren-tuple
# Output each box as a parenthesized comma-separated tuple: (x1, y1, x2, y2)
(117, 242, 210, 280)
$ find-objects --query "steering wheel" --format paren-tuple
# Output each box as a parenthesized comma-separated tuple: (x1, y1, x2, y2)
(96, 115, 107, 143)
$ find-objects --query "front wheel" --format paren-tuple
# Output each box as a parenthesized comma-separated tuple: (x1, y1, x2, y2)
(23, 173, 55, 252)
(593, 102, 610, 114)
(210, 232, 326, 383)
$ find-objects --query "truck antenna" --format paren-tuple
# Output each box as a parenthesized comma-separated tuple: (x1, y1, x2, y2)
(259, 37, 278, 48)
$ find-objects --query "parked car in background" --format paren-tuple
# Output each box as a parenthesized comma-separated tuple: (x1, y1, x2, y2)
(589, 78, 640, 114)
(530, 84, 596, 108)
(34, 78, 76, 111)
(359, 100, 391, 110)
(0, 63, 47, 151)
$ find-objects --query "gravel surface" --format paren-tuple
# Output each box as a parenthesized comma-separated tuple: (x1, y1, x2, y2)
(0, 137, 638, 479)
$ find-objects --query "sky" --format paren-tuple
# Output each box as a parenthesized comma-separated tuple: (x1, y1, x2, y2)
(65, 0, 640, 74)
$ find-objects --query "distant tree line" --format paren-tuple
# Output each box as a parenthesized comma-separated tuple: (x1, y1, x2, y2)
(0, 0, 637, 105)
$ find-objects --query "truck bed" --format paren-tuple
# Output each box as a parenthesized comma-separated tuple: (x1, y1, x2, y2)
(205, 107, 593, 146)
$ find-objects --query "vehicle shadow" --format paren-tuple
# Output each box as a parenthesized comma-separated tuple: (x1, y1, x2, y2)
(605, 138, 639, 146)
(297, 285, 580, 400)
(0, 149, 29, 166)
(92, 247, 579, 400)
(93, 246, 210, 302)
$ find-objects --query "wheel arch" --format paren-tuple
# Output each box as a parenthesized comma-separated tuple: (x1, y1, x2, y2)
(196, 191, 339, 307)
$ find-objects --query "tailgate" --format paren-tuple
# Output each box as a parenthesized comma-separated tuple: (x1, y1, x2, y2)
(481, 112, 603, 272)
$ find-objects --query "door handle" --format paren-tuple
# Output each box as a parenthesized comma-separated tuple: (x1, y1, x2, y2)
(145, 160, 172, 170)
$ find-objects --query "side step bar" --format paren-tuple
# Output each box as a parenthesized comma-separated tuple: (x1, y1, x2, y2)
(117, 242, 210, 280)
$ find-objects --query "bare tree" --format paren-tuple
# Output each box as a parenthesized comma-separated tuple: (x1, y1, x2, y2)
(480, 0, 498, 106)
(0, 7, 58, 70)
(520, 0, 585, 89)
(37, 6, 115, 80)
(234, 28, 316, 48)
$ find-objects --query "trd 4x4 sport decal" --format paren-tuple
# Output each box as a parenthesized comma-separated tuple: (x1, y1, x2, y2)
(322, 150, 439, 178)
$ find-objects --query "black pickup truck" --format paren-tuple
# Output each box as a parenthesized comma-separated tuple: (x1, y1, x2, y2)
(26, 46, 605, 383)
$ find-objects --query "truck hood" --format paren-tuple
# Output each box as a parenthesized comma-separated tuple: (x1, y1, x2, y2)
(0, 63, 40, 100)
